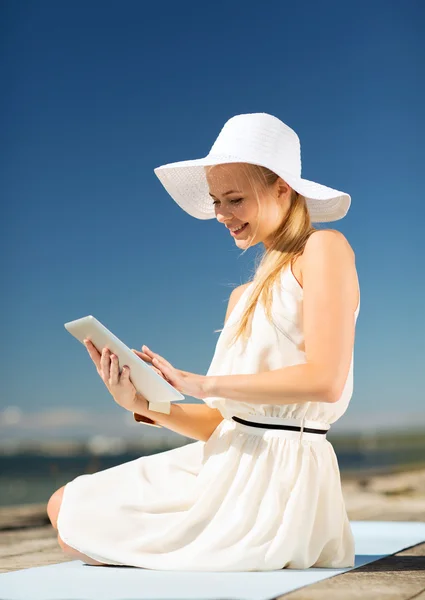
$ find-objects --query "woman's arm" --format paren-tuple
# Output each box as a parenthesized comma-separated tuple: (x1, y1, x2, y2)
(206, 231, 359, 405)
(136, 402, 224, 442)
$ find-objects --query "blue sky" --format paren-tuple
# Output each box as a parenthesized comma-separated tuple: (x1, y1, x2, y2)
(1, 0, 424, 441)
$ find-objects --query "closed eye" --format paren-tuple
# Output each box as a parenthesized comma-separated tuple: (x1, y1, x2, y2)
(212, 198, 244, 206)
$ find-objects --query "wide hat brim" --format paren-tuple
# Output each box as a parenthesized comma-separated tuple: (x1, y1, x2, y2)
(154, 154, 351, 223)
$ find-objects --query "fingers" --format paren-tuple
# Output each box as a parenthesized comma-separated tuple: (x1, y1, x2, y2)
(84, 341, 133, 400)
(151, 366, 164, 377)
(132, 349, 164, 379)
(119, 362, 131, 383)
(151, 363, 169, 383)
(134, 346, 166, 368)
(83, 340, 101, 370)
(131, 349, 153, 363)
(152, 355, 174, 371)
(141, 346, 158, 364)
(133, 345, 174, 383)
(100, 347, 111, 380)
(139, 347, 174, 384)
(104, 349, 131, 387)
(142, 345, 156, 357)
(143, 346, 174, 371)
(109, 352, 119, 386)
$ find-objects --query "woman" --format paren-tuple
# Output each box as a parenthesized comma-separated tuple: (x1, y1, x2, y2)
(49, 112, 360, 571)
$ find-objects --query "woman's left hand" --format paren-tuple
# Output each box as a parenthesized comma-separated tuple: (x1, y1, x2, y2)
(141, 345, 211, 400)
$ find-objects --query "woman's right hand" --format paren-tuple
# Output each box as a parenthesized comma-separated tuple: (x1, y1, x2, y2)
(131, 347, 168, 380)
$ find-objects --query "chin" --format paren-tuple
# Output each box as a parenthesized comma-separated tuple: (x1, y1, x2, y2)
(236, 237, 258, 247)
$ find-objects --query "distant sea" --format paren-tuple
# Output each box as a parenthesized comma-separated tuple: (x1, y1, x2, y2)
(1, 446, 424, 507)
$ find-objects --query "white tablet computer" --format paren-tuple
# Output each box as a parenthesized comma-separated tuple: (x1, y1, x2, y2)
(64, 315, 185, 415)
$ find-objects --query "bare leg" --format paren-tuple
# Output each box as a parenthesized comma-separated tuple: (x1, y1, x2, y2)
(47, 485, 109, 566)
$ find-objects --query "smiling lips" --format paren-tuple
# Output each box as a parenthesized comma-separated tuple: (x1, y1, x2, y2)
(227, 222, 248, 231)
(229, 223, 249, 236)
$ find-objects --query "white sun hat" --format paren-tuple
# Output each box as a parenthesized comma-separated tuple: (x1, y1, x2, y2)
(154, 112, 351, 223)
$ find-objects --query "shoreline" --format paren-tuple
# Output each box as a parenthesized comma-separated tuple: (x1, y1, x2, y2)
(339, 459, 425, 479)
(1, 464, 424, 522)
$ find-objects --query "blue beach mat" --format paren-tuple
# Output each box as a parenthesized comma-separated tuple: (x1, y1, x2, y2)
(1, 521, 424, 600)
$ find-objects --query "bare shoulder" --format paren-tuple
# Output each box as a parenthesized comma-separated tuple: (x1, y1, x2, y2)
(307, 229, 354, 256)
(300, 229, 359, 312)
(298, 230, 354, 269)
(224, 282, 251, 325)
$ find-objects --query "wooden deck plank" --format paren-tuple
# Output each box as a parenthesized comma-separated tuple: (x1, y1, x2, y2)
(280, 542, 425, 600)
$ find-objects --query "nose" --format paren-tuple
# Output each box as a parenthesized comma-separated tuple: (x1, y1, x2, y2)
(215, 207, 234, 225)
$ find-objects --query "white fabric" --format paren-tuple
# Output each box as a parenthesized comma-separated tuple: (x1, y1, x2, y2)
(3, 523, 425, 600)
(153, 113, 351, 223)
(57, 265, 360, 571)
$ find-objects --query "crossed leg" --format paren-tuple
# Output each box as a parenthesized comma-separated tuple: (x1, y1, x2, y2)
(47, 485, 109, 566)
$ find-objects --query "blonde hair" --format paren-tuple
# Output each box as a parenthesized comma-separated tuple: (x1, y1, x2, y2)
(210, 163, 319, 349)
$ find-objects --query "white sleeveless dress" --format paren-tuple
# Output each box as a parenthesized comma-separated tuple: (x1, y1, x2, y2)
(57, 264, 360, 571)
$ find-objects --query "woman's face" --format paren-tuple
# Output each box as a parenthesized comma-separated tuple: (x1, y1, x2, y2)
(206, 163, 291, 249)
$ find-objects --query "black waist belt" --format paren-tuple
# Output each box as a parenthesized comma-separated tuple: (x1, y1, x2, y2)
(231, 415, 329, 435)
